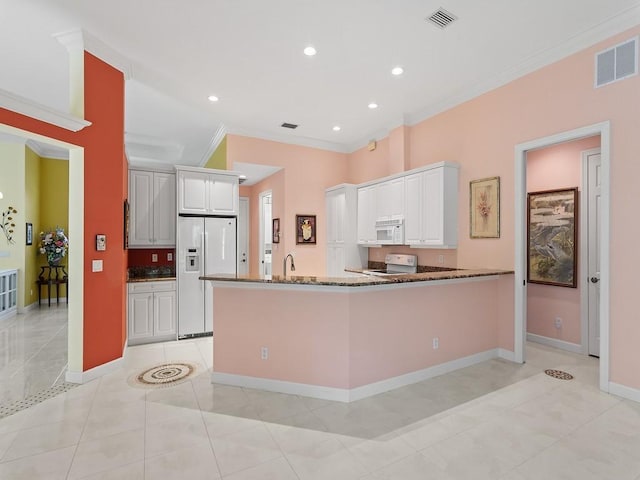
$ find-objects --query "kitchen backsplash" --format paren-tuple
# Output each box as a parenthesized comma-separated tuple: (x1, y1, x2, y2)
(128, 248, 175, 267)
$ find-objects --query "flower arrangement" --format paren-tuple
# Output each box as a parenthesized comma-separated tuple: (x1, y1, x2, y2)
(40, 228, 69, 265)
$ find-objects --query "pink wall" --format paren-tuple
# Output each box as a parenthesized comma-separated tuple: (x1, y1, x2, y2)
(227, 135, 347, 276)
(213, 276, 512, 390)
(526, 136, 600, 345)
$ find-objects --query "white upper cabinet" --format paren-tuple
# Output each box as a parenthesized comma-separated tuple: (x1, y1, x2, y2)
(357, 184, 377, 244)
(177, 167, 239, 216)
(129, 170, 176, 247)
(404, 164, 458, 248)
(376, 177, 405, 220)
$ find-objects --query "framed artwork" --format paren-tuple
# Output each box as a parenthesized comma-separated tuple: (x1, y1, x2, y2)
(527, 187, 578, 288)
(26, 223, 33, 245)
(272, 218, 280, 243)
(470, 176, 500, 238)
(296, 214, 316, 244)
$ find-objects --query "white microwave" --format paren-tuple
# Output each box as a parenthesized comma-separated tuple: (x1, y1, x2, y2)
(375, 217, 404, 245)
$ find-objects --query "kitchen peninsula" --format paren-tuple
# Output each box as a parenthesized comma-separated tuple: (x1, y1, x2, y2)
(203, 269, 515, 402)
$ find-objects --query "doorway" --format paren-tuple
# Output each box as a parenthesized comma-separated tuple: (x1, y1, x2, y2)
(237, 197, 249, 275)
(515, 121, 610, 392)
(258, 190, 272, 276)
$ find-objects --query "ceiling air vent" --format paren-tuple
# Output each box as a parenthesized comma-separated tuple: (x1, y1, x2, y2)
(595, 36, 638, 88)
(281, 122, 298, 129)
(426, 8, 457, 29)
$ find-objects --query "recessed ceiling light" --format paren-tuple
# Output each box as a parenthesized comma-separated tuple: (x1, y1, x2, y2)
(303, 46, 317, 56)
(333, 125, 341, 132)
(208, 95, 219, 102)
(368, 102, 378, 109)
(391, 66, 404, 76)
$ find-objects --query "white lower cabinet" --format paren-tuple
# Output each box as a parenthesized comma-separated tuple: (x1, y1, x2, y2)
(128, 281, 176, 345)
(0, 269, 17, 320)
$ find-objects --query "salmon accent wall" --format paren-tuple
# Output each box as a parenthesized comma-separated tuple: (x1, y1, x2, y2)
(0, 51, 127, 373)
(526, 136, 600, 346)
(227, 135, 347, 276)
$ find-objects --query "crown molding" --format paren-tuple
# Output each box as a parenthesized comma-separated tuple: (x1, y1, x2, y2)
(198, 124, 227, 167)
(53, 28, 133, 80)
(125, 132, 185, 164)
(225, 125, 350, 154)
(405, 5, 640, 127)
(0, 88, 91, 132)
(25, 140, 69, 160)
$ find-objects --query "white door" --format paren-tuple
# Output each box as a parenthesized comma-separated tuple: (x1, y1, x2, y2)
(154, 290, 176, 336)
(587, 151, 602, 357)
(128, 292, 153, 340)
(238, 197, 249, 275)
(129, 170, 154, 246)
(177, 217, 204, 337)
(153, 172, 176, 246)
(178, 171, 208, 214)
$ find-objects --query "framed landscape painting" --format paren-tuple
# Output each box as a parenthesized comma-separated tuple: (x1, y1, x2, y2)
(527, 187, 578, 288)
(470, 177, 500, 238)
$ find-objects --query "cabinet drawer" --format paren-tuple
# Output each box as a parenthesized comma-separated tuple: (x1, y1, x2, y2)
(128, 280, 176, 294)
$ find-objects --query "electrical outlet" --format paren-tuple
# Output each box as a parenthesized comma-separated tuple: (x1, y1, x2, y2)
(432, 337, 439, 349)
(554, 317, 562, 329)
(437, 255, 444, 264)
(261, 346, 269, 360)
(167, 252, 173, 261)
(151, 253, 158, 262)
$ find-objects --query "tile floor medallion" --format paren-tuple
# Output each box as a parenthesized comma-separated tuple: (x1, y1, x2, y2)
(130, 362, 199, 388)
(544, 369, 575, 380)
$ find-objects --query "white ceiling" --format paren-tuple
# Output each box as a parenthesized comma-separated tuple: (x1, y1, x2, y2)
(1, 0, 640, 178)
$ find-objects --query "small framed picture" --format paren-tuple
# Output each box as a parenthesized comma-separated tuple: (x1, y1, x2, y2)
(26, 223, 33, 246)
(96, 234, 106, 251)
(296, 214, 316, 244)
(272, 218, 280, 243)
(470, 176, 500, 238)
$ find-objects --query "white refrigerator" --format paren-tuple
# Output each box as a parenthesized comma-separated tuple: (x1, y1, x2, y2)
(177, 216, 237, 338)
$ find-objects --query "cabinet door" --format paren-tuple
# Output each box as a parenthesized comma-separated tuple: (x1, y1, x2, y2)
(153, 172, 176, 246)
(357, 186, 377, 244)
(178, 171, 208, 214)
(209, 175, 238, 215)
(326, 191, 346, 244)
(377, 178, 404, 219)
(129, 171, 154, 246)
(404, 172, 424, 244)
(422, 168, 444, 245)
(128, 292, 153, 340)
(154, 290, 177, 337)
(326, 245, 346, 277)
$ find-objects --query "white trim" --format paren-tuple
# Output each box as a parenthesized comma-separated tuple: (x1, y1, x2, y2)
(198, 125, 227, 167)
(65, 354, 123, 384)
(54, 28, 133, 80)
(498, 348, 516, 362)
(25, 140, 69, 160)
(527, 333, 584, 355)
(212, 348, 503, 402)
(0, 88, 91, 132)
(38, 297, 68, 305)
(609, 382, 640, 403)
(17, 302, 38, 314)
(404, 5, 640, 132)
(514, 121, 610, 392)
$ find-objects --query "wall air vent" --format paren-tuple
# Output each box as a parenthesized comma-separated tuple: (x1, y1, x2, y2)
(426, 8, 458, 29)
(595, 36, 638, 88)
(281, 122, 299, 129)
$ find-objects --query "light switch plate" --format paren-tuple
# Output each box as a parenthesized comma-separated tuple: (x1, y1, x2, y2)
(167, 253, 173, 261)
(152, 254, 158, 262)
(92, 260, 103, 272)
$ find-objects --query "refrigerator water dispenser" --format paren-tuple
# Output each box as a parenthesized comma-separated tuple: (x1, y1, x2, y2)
(185, 249, 200, 272)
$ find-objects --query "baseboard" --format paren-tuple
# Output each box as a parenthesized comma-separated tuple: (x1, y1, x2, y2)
(498, 348, 516, 362)
(609, 382, 640, 403)
(65, 354, 123, 384)
(17, 302, 38, 313)
(527, 333, 583, 354)
(38, 297, 68, 306)
(212, 348, 502, 403)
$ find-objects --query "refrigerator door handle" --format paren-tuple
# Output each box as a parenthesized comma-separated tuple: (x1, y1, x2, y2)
(201, 231, 206, 290)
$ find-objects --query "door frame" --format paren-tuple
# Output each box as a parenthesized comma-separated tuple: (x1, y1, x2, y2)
(238, 196, 249, 274)
(258, 189, 272, 275)
(580, 148, 601, 356)
(514, 121, 610, 392)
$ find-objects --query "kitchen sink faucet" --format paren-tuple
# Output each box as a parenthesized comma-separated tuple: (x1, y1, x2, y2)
(283, 253, 295, 276)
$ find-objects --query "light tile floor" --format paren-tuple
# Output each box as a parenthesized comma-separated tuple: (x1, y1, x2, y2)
(1, 319, 639, 479)
(0, 306, 68, 408)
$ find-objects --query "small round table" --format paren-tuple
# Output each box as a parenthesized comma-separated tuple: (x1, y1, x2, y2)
(37, 265, 68, 307)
